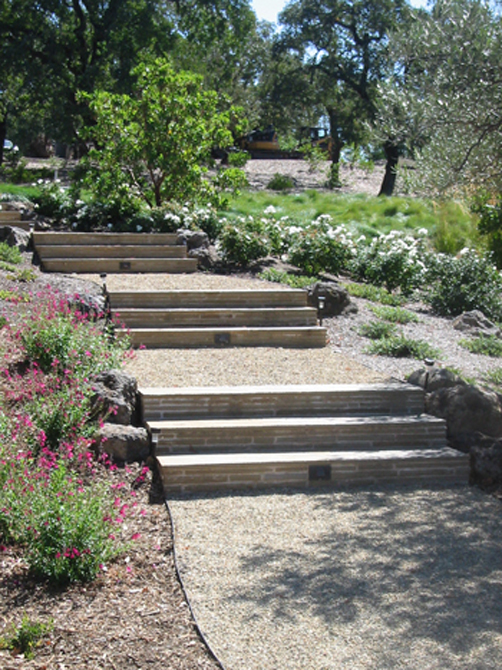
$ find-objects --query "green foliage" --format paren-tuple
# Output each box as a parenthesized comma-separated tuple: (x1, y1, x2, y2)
(80, 59, 244, 210)
(287, 217, 355, 275)
(473, 194, 502, 268)
(267, 173, 296, 192)
(0, 615, 53, 660)
(366, 335, 440, 359)
(0, 241, 21, 265)
(258, 268, 317, 288)
(483, 367, 502, 388)
(460, 335, 502, 358)
(350, 229, 428, 295)
(368, 304, 419, 324)
(219, 217, 270, 266)
(343, 282, 406, 305)
(358, 320, 398, 340)
(7, 268, 37, 283)
(424, 249, 502, 321)
(227, 151, 250, 168)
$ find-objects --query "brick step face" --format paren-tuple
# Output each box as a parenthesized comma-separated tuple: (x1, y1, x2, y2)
(158, 448, 470, 494)
(33, 232, 181, 246)
(127, 326, 327, 348)
(38, 245, 188, 259)
(110, 289, 308, 309)
(41, 258, 198, 274)
(150, 415, 447, 455)
(117, 307, 318, 328)
(140, 383, 425, 420)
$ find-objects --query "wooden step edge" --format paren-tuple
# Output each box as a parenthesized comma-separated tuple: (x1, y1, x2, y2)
(139, 382, 420, 396)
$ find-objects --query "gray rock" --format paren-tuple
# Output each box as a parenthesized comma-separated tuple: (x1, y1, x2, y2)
(470, 435, 502, 486)
(452, 310, 502, 338)
(97, 423, 150, 462)
(91, 369, 138, 425)
(427, 383, 502, 441)
(307, 281, 355, 316)
(0, 226, 31, 252)
(408, 367, 466, 393)
(177, 229, 210, 251)
(188, 245, 221, 270)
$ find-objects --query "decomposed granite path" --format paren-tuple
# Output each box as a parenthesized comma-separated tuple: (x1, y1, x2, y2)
(168, 484, 502, 670)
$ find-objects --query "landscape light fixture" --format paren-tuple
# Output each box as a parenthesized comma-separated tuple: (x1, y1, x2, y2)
(150, 426, 161, 451)
(318, 295, 326, 325)
(424, 358, 435, 391)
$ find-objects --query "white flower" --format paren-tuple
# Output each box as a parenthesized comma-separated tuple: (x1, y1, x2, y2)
(136, 225, 143, 232)
(264, 205, 276, 214)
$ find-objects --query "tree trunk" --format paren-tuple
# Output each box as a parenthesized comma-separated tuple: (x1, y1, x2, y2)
(378, 141, 399, 196)
(327, 108, 344, 188)
(0, 115, 7, 165)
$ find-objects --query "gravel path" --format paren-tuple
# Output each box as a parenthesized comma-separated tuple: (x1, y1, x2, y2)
(169, 484, 502, 670)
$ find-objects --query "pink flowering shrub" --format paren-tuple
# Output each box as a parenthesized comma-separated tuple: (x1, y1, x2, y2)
(0, 291, 135, 584)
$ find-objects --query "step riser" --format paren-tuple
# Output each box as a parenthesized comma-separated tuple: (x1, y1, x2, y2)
(110, 290, 308, 309)
(159, 450, 469, 493)
(41, 258, 198, 273)
(118, 308, 318, 328)
(141, 385, 425, 420)
(127, 327, 327, 348)
(37, 245, 187, 259)
(33, 232, 181, 246)
(154, 423, 446, 455)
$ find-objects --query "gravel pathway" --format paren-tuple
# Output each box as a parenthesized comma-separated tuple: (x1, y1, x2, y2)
(169, 485, 502, 670)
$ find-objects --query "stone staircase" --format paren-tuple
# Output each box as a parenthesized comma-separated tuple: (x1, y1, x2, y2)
(0, 209, 32, 231)
(110, 289, 327, 348)
(141, 383, 469, 493)
(33, 231, 198, 274)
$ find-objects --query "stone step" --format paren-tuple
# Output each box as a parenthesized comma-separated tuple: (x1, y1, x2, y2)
(158, 447, 469, 493)
(37, 244, 188, 259)
(149, 414, 446, 455)
(125, 326, 327, 348)
(116, 307, 318, 328)
(140, 383, 425, 421)
(39, 258, 198, 274)
(33, 231, 181, 246)
(109, 289, 308, 309)
(0, 212, 32, 231)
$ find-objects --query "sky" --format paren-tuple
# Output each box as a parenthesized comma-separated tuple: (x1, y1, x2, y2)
(251, 0, 429, 24)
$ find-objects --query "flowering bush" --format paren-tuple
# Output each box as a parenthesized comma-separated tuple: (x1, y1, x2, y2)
(287, 217, 356, 275)
(350, 229, 429, 295)
(219, 217, 271, 265)
(0, 290, 134, 584)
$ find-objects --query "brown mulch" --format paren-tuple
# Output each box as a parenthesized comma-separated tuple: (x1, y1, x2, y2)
(0, 463, 220, 670)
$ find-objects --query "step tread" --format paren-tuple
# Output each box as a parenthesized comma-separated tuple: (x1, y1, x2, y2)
(158, 446, 467, 468)
(33, 232, 182, 245)
(140, 382, 421, 396)
(148, 414, 443, 430)
(130, 326, 326, 333)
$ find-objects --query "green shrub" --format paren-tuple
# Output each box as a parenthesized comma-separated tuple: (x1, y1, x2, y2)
(424, 249, 502, 320)
(0, 615, 53, 660)
(483, 367, 502, 387)
(350, 230, 428, 295)
(460, 335, 502, 357)
(358, 320, 398, 339)
(287, 218, 355, 275)
(267, 173, 296, 191)
(258, 268, 317, 288)
(343, 283, 406, 306)
(219, 218, 270, 266)
(0, 242, 22, 265)
(366, 335, 440, 359)
(368, 305, 419, 324)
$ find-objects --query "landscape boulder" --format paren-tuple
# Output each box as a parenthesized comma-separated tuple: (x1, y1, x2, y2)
(177, 229, 210, 251)
(407, 367, 465, 393)
(452, 310, 502, 338)
(307, 281, 356, 316)
(96, 423, 150, 462)
(188, 245, 221, 270)
(90, 369, 139, 425)
(470, 435, 502, 487)
(0, 225, 31, 252)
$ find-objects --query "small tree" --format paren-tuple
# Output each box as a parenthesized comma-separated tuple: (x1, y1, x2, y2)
(80, 59, 244, 209)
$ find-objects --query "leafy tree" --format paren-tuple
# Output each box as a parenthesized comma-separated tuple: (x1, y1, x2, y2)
(373, 0, 502, 196)
(79, 59, 244, 209)
(0, 0, 175, 151)
(275, 0, 408, 187)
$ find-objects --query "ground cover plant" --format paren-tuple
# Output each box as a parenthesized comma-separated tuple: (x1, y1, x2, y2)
(460, 335, 502, 358)
(368, 304, 419, 324)
(366, 335, 441, 360)
(0, 290, 134, 587)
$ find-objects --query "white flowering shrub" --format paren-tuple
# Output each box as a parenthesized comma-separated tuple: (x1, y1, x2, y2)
(219, 216, 271, 266)
(350, 229, 429, 295)
(287, 217, 356, 275)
